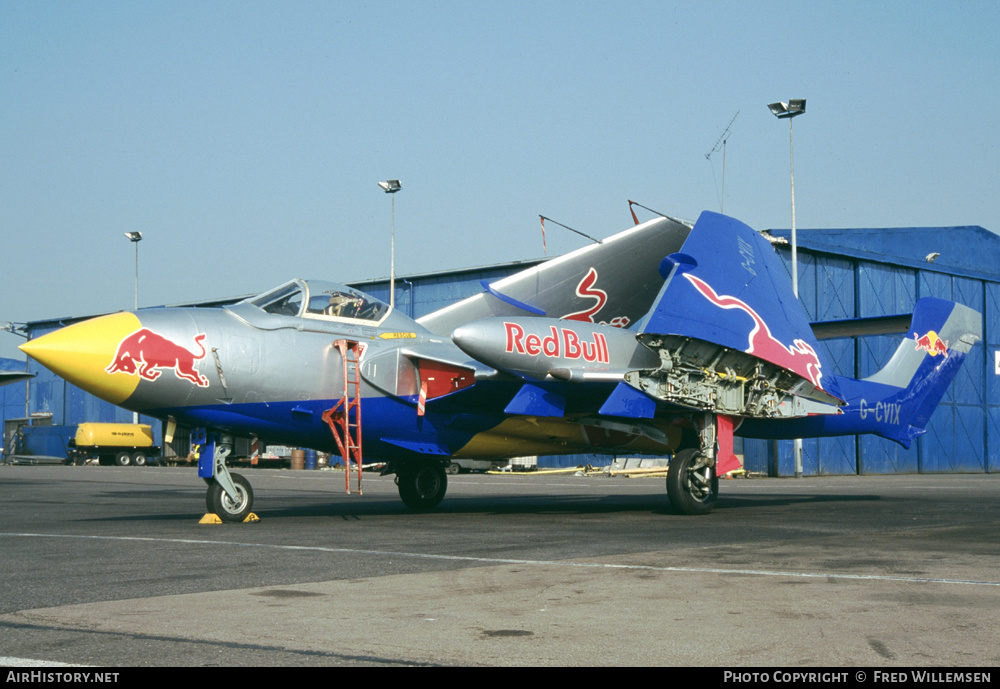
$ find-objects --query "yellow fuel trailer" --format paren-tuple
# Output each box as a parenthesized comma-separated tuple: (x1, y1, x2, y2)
(68, 423, 160, 467)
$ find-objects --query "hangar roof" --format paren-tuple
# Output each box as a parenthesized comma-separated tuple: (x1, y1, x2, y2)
(767, 225, 1000, 282)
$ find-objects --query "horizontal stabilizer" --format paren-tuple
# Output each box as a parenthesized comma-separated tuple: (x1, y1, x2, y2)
(0, 371, 33, 387)
(811, 313, 911, 340)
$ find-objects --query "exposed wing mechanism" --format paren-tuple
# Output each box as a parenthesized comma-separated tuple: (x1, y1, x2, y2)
(623, 211, 845, 418)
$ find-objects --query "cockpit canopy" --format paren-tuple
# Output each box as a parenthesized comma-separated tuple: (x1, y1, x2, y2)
(248, 279, 391, 325)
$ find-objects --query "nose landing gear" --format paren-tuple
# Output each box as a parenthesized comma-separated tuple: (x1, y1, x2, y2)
(197, 433, 256, 523)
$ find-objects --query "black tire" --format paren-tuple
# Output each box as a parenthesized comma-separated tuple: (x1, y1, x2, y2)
(132, 452, 148, 467)
(397, 462, 448, 510)
(666, 448, 718, 515)
(206, 473, 254, 522)
(115, 451, 132, 467)
(447, 462, 460, 475)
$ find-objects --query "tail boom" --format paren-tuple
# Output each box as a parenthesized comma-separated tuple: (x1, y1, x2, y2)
(739, 298, 982, 448)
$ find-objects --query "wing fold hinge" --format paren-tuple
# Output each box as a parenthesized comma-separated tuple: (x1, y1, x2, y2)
(624, 334, 841, 419)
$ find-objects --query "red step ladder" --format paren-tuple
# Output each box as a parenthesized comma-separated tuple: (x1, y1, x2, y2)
(321, 339, 363, 495)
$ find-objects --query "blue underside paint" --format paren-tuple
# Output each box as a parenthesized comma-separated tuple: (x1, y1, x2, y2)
(149, 393, 502, 460)
(504, 383, 566, 416)
(599, 381, 656, 419)
(147, 376, 636, 460)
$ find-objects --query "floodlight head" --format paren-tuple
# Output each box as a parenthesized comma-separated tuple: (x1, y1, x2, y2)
(378, 179, 402, 193)
(768, 99, 806, 118)
(124, 231, 143, 243)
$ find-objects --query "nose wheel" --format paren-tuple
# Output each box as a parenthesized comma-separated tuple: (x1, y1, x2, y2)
(197, 434, 256, 522)
(206, 472, 254, 522)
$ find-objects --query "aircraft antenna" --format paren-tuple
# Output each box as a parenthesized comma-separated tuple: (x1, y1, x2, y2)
(705, 110, 739, 214)
(539, 215, 602, 245)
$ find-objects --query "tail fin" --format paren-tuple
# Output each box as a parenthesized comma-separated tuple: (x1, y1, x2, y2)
(417, 215, 693, 335)
(857, 297, 981, 446)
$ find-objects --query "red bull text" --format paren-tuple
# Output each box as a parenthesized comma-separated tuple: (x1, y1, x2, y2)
(504, 322, 610, 363)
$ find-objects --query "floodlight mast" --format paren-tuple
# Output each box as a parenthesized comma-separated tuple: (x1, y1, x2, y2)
(767, 100, 805, 297)
(768, 99, 806, 478)
(124, 231, 143, 310)
(124, 230, 143, 425)
(378, 180, 402, 308)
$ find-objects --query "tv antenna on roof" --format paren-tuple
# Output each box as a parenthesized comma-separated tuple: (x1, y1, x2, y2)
(705, 110, 739, 214)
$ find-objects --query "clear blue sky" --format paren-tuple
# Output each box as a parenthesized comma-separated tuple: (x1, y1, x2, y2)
(2, 0, 998, 360)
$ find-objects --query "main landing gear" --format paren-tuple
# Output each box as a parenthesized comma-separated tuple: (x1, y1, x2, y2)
(667, 448, 718, 515)
(666, 413, 738, 516)
(394, 460, 448, 511)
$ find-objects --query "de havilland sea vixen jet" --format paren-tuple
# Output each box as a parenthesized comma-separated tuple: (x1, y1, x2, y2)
(21, 211, 982, 519)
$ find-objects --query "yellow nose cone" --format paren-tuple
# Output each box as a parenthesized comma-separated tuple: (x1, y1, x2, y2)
(20, 312, 143, 405)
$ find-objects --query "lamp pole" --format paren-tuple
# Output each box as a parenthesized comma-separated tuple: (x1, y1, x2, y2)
(124, 231, 143, 310)
(767, 99, 806, 296)
(124, 230, 143, 423)
(768, 99, 806, 477)
(378, 180, 402, 308)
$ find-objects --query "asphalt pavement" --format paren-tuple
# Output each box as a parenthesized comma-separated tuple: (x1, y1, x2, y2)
(1, 464, 998, 667)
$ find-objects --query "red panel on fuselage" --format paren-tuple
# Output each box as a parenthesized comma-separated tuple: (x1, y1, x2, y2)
(417, 360, 476, 400)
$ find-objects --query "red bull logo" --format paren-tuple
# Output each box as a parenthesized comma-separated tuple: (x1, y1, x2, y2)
(914, 330, 949, 358)
(562, 268, 630, 328)
(106, 329, 210, 387)
(684, 273, 824, 388)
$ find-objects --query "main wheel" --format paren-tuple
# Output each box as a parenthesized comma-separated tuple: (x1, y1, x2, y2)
(115, 451, 132, 467)
(397, 462, 448, 510)
(666, 448, 718, 515)
(206, 473, 254, 522)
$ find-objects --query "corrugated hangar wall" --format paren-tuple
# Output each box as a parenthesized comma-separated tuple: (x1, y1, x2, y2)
(747, 226, 999, 476)
(14, 224, 1000, 474)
